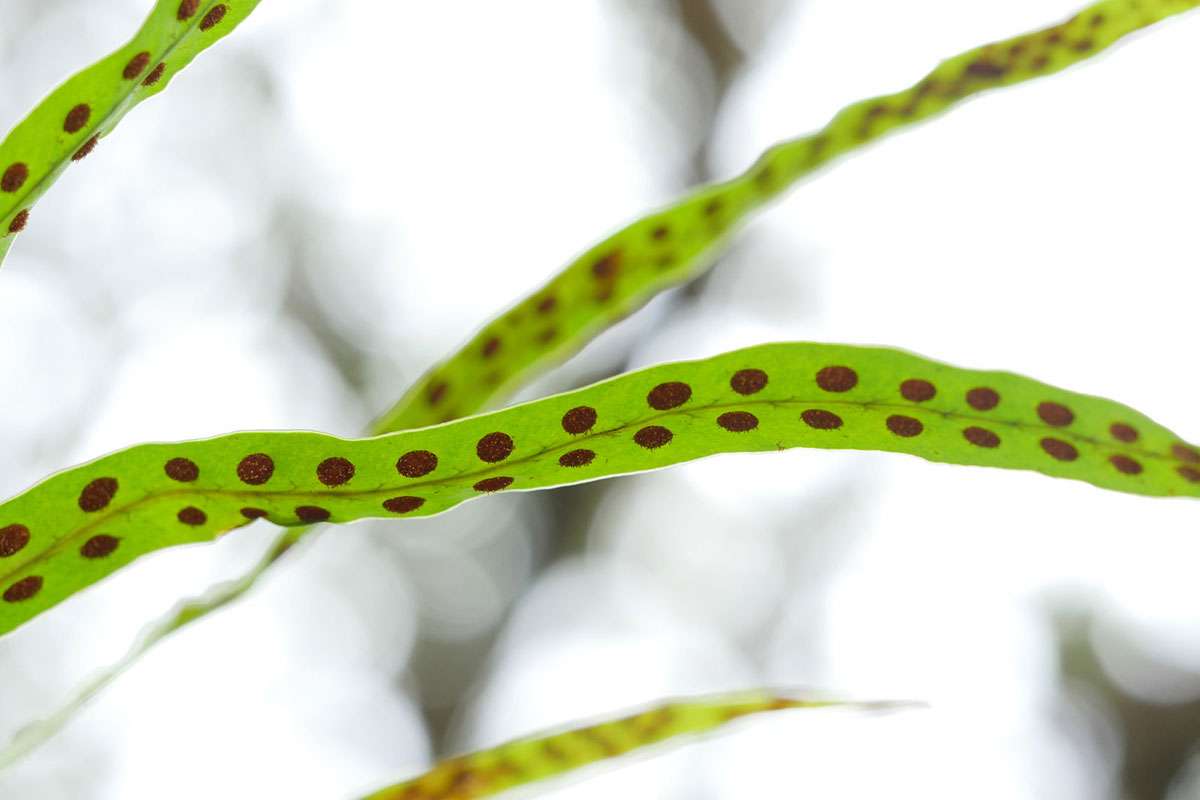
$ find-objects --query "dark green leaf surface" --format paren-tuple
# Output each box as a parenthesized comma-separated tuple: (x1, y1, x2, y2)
(0, 0, 262, 265)
(1, 341, 1196, 637)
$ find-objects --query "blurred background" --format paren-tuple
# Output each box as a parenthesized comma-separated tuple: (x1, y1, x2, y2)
(0, 1, 1198, 797)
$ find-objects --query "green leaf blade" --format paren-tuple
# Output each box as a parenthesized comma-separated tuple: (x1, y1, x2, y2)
(361, 691, 889, 800)
(375, 0, 1200, 431)
(0, 0, 261, 257)
(1, 341, 1196, 636)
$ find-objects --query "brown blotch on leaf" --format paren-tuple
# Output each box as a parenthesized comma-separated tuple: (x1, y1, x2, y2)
(3, 576, 42, 603)
(316, 457, 355, 487)
(592, 251, 621, 280)
(295, 505, 331, 522)
(887, 415, 924, 437)
(802, 409, 843, 430)
(1037, 401, 1075, 427)
(1110, 455, 1143, 475)
(634, 425, 673, 449)
(383, 496, 425, 514)
(397, 450, 438, 478)
(718, 411, 758, 432)
(199, 3, 227, 30)
(177, 506, 207, 526)
(240, 507, 269, 519)
(0, 524, 30, 558)
(963, 427, 1000, 448)
(1109, 423, 1139, 443)
(78, 477, 118, 512)
(1031, 54, 1050, 71)
(651, 224, 670, 241)
(559, 449, 596, 467)
(72, 135, 99, 162)
(237, 453, 274, 485)
(966, 387, 1000, 411)
(482, 336, 501, 359)
(647, 381, 692, 411)
(63, 103, 91, 134)
(537, 326, 558, 344)
(704, 198, 723, 217)
(965, 59, 1008, 79)
(427, 380, 449, 406)
(8, 209, 29, 234)
(476, 432, 515, 463)
(123, 51, 151, 80)
(164, 457, 199, 482)
(730, 368, 768, 395)
(1072, 39, 1094, 52)
(142, 63, 166, 87)
(562, 406, 597, 434)
(1040, 437, 1079, 462)
(1178, 466, 1200, 484)
(900, 379, 936, 402)
(177, 0, 199, 19)
(1172, 444, 1200, 464)
(1, 163, 28, 193)
(81, 534, 119, 559)
(816, 365, 857, 393)
(473, 476, 514, 493)
(536, 295, 557, 314)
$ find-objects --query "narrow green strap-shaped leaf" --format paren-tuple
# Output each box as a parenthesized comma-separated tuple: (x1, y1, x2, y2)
(374, 0, 1200, 431)
(0, 0, 261, 264)
(1, 341, 1197, 637)
(362, 691, 903, 800)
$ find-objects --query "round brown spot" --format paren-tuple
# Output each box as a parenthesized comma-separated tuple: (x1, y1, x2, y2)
(473, 476, 514, 493)
(81, 534, 119, 559)
(1037, 402, 1075, 427)
(634, 425, 673, 449)
(240, 507, 269, 519)
(79, 477, 118, 512)
(123, 51, 151, 80)
(178, 0, 199, 19)
(199, 3, 227, 30)
(164, 457, 199, 482)
(295, 505, 330, 522)
(2, 163, 28, 193)
(8, 209, 28, 234)
(476, 432, 515, 463)
(1110, 455, 1143, 475)
(383, 496, 425, 514)
(730, 369, 767, 396)
(142, 62, 166, 87)
(63, 104, 91, 134)
(536, 295, 557, 314)
(1178, 466, 1200, 484)
(559, 449, 596, 467)
(397, 450, 438, 478)
(966, 387, 1000, 411)
(72, 135, 99, 162)
(177, 506, 207, 525)
(900, 379, 936, 402)
(963, 427, 1000, 448)
(717, 411, 758, 432)
(1109, 423, 1139, 443)
(816, 366, 857, 393)
(537, 327, 558, 344)
(1172, 444, 1200, 464)
(801, 409, 843, 430)
(237, 453, 274, 485)
(592, 252, 620, 279)
(647, 381, 692, 410)
(3, 576, 42, 603)
(0, 524, 30, 558)
(704, 198, 723, 217)
(482, 337, 501, 359)
(886, 415, 924, 437)
(651, 224, 670, 241)
(562, 406, 597, 434)
(1040, 437, 1078, 462)
(316, 457, 355, 487)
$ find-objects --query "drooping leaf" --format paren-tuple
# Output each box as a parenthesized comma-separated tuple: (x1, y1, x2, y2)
(361, 691, 907, 800)
(0, 0, 262, 265)
(1, 341, 1196, 637)
(373, 0, 1200, 431)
